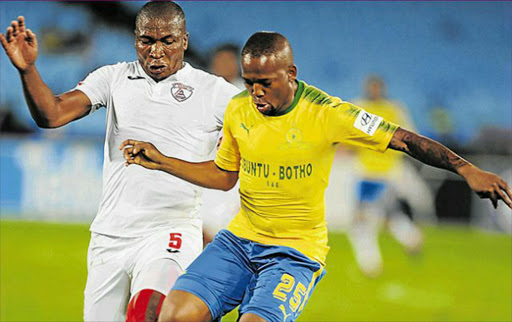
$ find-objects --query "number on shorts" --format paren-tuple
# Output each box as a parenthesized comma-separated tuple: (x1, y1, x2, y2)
(289, 282, 306, 312)
(273, 273, 308, 313)
(168, 233, 182, 250)
(272, 273, 295, 301)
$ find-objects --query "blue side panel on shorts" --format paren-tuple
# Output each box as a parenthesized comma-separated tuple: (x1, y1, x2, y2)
(358, 180, 388, 202)
(172, 230, 325, 321)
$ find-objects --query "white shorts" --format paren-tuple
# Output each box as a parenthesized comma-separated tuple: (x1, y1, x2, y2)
(83, 224, 203, 321)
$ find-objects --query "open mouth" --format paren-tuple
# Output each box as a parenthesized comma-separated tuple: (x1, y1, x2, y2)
(149, 65, 166, 74)
(255, 102, 271, 113)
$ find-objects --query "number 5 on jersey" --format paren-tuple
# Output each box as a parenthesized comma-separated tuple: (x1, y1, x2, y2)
(167, 233, 182, 253)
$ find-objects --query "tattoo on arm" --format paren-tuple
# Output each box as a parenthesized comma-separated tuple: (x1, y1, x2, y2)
(389, 128, 469, 173)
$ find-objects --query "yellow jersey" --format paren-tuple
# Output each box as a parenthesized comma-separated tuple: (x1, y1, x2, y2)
(215, 81, 398, 265)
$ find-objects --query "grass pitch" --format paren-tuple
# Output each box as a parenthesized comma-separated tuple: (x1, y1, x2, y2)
(1, 220, 511, 321)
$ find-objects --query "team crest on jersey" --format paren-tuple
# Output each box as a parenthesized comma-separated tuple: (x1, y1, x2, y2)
(279, 126, 311, 150)
(171, 83, 194, 102)
(286, 127, 303, 143)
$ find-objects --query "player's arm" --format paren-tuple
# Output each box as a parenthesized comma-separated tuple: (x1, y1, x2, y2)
(0, 16, 92, 128)
(389, 127, 512, 209)
(120, 140, 239, 191)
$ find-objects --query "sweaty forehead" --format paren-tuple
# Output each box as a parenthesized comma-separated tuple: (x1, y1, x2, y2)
(242, 53, 272, 65)
(242, 55, 287, 77)
(137, 16, 184, 35)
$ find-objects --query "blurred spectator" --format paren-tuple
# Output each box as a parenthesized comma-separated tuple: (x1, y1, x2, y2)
(424, 100, 466, 152)
(40, 27, 90, 55)
(347, 75, 435, 277)
(428, 105, 456, 144)
(209, 43, 244, 90)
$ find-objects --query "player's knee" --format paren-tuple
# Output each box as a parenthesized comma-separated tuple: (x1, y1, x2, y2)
(158, 290, 211, 322)
(126, 289, 165, 322)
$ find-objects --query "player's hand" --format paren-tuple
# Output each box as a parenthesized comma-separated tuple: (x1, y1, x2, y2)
(459, 164, 512, 209)
(120, 139, 167, 170)
(0, 16, 38, 72)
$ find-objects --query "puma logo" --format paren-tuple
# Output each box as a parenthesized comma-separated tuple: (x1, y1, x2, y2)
(240, 123, 252, 135)
(279, 305, 292, 322)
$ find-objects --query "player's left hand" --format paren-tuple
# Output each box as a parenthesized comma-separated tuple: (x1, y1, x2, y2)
(120, 139, 166, 170)
(458, 164, 512, 209)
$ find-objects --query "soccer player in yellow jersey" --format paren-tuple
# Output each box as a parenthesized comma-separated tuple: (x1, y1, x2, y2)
(348, 76, 434, 277)
(121, 32, 512, 322)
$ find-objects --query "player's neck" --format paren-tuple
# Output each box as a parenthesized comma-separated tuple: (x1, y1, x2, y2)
(274, 80, 300, 116)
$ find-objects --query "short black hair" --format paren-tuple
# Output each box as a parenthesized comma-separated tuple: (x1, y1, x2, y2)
(241, 31, 289, 58)
(135, 1, 186, 31)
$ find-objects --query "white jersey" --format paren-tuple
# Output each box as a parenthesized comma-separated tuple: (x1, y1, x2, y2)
(75, 61, 240, 237)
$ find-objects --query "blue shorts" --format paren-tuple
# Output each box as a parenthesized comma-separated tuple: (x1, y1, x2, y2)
(172, 230, 325, 321)
(357, 180, 388, 202)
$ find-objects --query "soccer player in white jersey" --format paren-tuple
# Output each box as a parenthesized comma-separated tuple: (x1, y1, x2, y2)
(0, 2, 239, 321)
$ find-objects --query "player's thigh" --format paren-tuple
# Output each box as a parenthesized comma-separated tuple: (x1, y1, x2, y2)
(131, 259, 182, 301)
(240, 251, 325, 322)
(171, 230, 254, 320)
(131, 225, 203, 297)
(358, 180, 388, 204)
(84, 234, 131, 321)
(159, 290, 212, 322)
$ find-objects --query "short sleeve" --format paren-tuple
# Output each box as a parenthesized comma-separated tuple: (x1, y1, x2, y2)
(327, 102, 398, 152)
(212, 78, 242, 128)
(74, 65, 116, 114)
(214, 102, 240, 171)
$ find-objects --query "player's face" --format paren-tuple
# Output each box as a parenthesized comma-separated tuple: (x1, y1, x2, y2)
(241, 55, 297, 116)
(366, 79, 385, 100)
(135, 16, 188, 81)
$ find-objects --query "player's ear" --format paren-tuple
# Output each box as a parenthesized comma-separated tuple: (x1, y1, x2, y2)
(182, 32, 189, 51)
(287, 65, 297, 81)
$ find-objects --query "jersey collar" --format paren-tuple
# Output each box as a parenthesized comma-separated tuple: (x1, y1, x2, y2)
(262, 80, 304, 117)
(280, 80, 304, 115)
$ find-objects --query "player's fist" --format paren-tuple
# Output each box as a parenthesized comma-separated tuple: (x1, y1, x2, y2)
(120, 139, 167, 170)
(0, 16, 38, 72)
(459, 164, 512, 209)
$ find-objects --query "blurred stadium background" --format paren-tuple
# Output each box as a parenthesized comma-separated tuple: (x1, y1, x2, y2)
(1, 1, 511, 321)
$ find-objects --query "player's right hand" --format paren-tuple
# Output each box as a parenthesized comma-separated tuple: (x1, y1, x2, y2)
(0, 16, 38, 72)
(120, 139, 167, 171)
